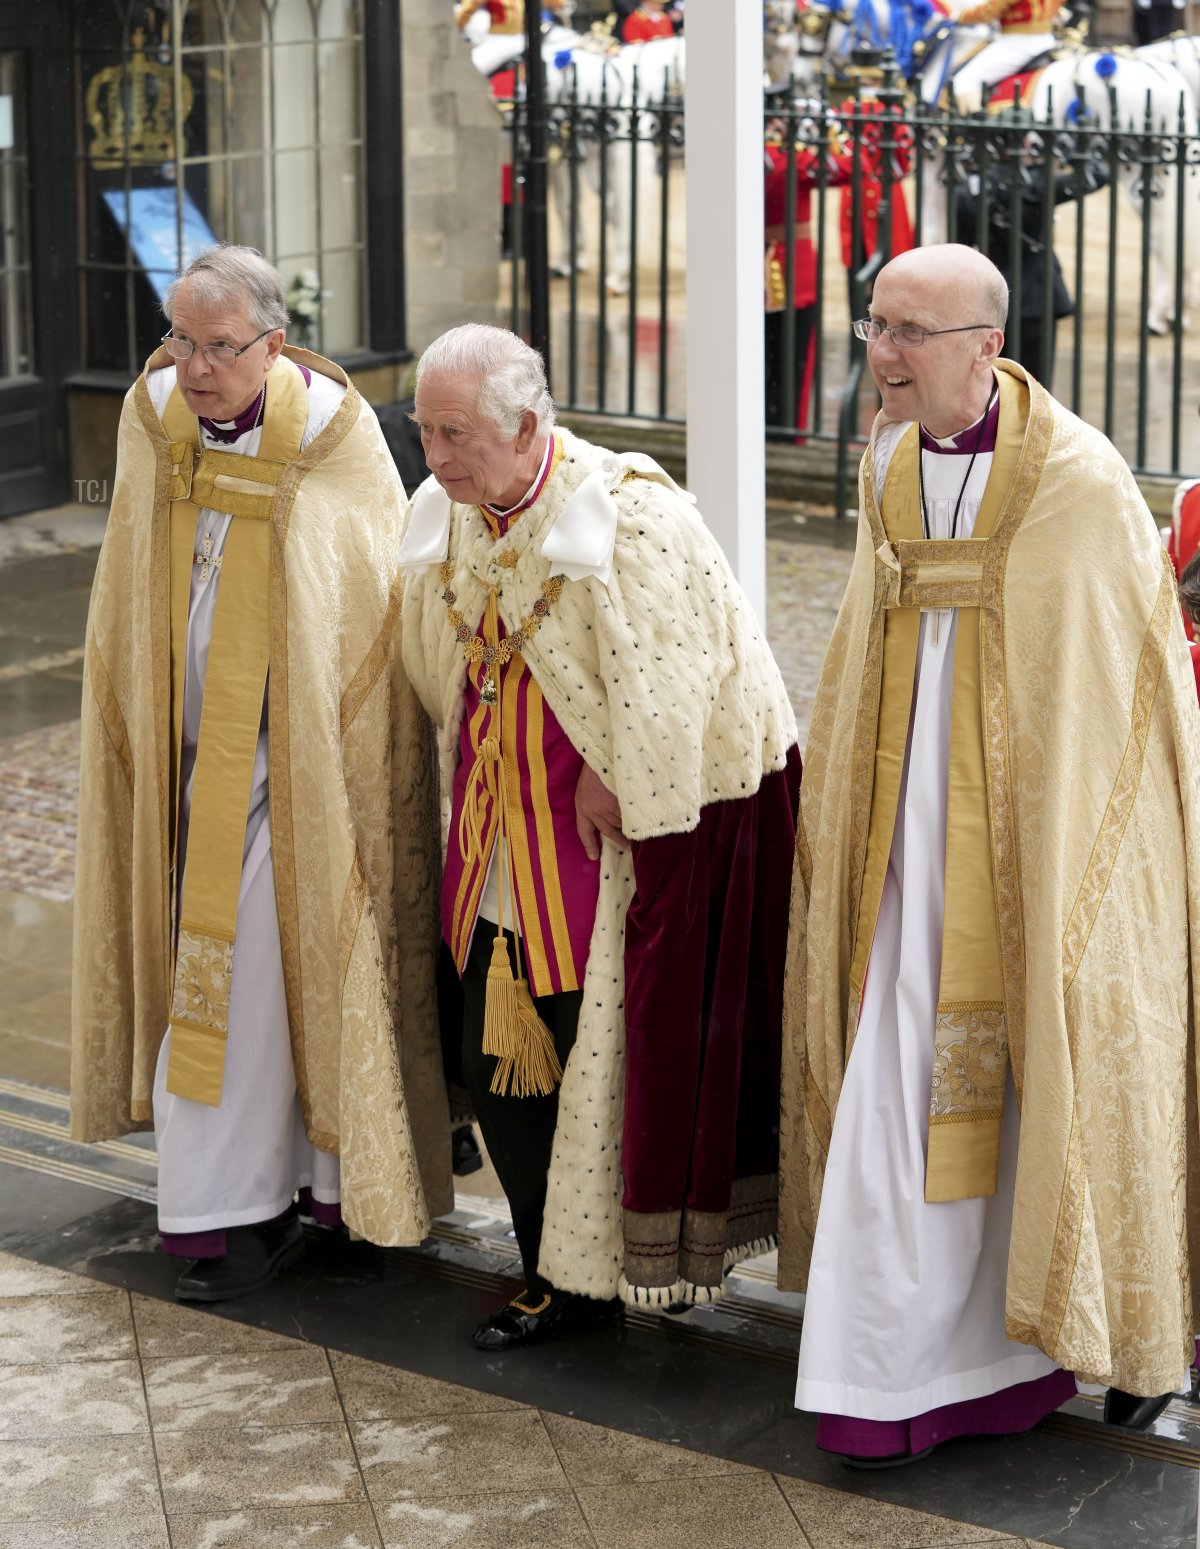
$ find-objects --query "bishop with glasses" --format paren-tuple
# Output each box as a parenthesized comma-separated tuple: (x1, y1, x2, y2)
(72, 244, 452, 1301)
(779, 243, 1200, 1463)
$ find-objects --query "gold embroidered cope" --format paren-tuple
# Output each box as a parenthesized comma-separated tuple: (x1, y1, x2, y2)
(71, 343, 454, 1250)
(779, 361, 1200, 1396)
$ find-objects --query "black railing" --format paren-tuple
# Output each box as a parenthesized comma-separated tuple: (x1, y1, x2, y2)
(500, 62, 1200, 513)
(504, 60, 686, 422)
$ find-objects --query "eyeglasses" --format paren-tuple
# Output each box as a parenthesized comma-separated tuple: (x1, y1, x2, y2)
(851, 320, 994, 348)
(161, 327, 275, 367)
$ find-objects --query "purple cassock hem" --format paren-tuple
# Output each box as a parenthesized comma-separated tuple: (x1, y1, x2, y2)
(160, 1229, 226, 1259)
(814, 1369, 1078, 1459)
(159, 1195, 341, 1261)
(298, 1187, 342, 1230)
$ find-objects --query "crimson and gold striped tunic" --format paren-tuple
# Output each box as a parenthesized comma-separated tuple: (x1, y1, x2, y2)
(441, 452, 601, 997)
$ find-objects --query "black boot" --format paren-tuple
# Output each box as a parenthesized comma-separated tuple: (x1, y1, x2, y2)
(175, 1206, 304, 1303)
(1103, 1387, 1173, 1430)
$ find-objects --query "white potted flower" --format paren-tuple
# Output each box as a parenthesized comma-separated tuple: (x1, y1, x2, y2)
(285, 269, 327, 347)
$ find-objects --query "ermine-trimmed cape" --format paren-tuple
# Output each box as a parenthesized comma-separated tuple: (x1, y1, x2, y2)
(779, 361, 1200, 1397)
(70, 345, 454, 1247)
(401, 428, 799, 1302)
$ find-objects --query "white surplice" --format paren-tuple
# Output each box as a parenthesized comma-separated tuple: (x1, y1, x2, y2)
(795, 414, 1063, 1419)
(148, 366, 344, 1233)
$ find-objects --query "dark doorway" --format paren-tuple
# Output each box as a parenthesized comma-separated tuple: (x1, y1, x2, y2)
(0, 2, 73, 518)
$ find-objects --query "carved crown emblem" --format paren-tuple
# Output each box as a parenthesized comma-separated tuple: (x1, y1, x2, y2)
(85, 28, 194, 170)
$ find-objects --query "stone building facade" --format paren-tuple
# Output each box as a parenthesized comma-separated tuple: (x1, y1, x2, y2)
(0, 0, 505, 516)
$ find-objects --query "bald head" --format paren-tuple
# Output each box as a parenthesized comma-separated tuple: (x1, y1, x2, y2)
(865, 243, 1008, 439)
(878, 244, 1009, 332)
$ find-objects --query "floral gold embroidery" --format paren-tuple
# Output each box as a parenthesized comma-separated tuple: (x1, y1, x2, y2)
(930, 1004, 1008, 1116)
(170, 928, 234, 1033)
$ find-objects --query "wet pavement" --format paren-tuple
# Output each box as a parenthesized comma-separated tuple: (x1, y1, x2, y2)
(0, 499, 1198, 1546)
(0, 509, 97, 1102)
(0, 1218, 1077, 1549)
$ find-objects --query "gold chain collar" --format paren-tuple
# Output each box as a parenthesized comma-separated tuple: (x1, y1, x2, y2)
(440, 559, 564, 670)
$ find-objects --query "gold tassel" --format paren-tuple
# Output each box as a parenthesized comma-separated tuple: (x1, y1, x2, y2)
(489, 972, 564, 1099)
(481, 932, 522, 1064)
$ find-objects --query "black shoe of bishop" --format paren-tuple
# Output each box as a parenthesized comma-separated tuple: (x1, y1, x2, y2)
(472, 1289, 622, 1351)
(837, 1444, 938, 1469)
(174, 1208, 304, 1303)
(1103, 1387, 1174, 1430)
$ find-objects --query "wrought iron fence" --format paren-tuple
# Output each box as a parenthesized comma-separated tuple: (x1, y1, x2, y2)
(500, 60, 1200, 512)
(502, 57, 687, 421)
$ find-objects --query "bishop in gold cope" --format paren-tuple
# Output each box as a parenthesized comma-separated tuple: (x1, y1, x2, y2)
(71, 245, 451, 1302)
(780, 243, 1200, 1462)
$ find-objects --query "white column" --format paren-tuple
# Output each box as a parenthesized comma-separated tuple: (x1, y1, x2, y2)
(684, 0, 765, 623)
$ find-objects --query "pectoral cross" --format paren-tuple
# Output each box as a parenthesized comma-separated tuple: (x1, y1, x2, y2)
(194, 532, 222, 583)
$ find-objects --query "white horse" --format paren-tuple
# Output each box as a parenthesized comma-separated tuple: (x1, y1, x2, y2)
(776, 3, 1199, 333)
(463, 12, 685, 294)
(1025, 51, 1199, 332)
(907, 42, 1199, 332)
(1137, 31, 1200, 106)
(544, 34, 686, 293)
(468, 19, 585, 78)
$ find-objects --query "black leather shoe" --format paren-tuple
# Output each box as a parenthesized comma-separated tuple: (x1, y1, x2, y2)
(1103, 1387, 1174, 1429)
(837, 1444, 937, 1469)
(452, 1124, 483, 1177)
(175, 1209, 304, 1303)
(472, 1289, 622, 1350)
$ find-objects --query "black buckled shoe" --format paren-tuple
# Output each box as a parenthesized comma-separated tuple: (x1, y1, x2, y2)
(452, 1124, 483, 1177)
(1103, 1387, 1174, 1430)
(175, 1207, 304, 1303)
(472, 1289, 622, 1350)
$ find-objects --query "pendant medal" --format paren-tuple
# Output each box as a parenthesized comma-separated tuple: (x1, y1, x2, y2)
(480, 672, 498, 706)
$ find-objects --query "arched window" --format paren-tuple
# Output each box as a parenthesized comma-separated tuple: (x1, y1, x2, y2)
(76, 0, 366, 372)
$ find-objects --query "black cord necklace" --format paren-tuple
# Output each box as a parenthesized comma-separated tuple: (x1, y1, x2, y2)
(917, 380, 998, 543)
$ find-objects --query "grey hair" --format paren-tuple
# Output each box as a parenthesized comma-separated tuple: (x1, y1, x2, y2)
(416, 324, 556, 439)
(163, 244, 289, 333)
(982, 267, 1010, 332)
